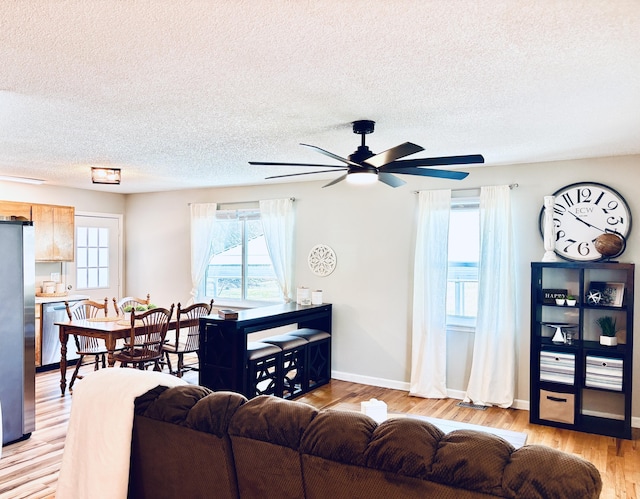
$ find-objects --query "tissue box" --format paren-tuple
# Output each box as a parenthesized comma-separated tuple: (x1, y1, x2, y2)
(361, 398, 387, 423)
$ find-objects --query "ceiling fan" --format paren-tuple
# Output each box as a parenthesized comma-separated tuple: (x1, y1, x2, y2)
(249, 120, 484, 188)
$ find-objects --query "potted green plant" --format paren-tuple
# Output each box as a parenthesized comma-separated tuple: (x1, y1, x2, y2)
(566, 294, 577, 306)
(596, 316, 618, 346)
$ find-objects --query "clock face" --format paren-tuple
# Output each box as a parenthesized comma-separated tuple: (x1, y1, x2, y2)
(540, 182, 632, 261)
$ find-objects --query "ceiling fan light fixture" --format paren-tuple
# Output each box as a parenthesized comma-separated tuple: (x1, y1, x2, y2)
(346, 170, 378, 185)
(253, 119, 482, 188)
(91, 167, 121, 185)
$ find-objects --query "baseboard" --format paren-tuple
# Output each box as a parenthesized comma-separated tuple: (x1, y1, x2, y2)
(331, 370, 409, 391)
(332, 370, 537, 414)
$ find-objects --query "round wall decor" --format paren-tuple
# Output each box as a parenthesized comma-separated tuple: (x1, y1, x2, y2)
(308, 244, 336, 276)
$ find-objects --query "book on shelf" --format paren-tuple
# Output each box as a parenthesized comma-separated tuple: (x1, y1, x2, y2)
(542, 288, 568, 304)
(218, 309, 238, 320)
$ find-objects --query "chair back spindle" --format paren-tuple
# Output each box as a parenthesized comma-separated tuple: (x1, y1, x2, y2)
(113, 294, 151, 317)
(114, 304, 174, 370)
(63, 298, 110, 389)
(163, 299, 213, 377)
(65, 298, 110, 351)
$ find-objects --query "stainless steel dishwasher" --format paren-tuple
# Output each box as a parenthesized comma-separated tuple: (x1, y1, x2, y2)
(41, 301, 81, 366)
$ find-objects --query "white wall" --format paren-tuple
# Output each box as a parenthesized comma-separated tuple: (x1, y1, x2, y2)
(0, 182, 126, 213)
(123, 155, 639, 415)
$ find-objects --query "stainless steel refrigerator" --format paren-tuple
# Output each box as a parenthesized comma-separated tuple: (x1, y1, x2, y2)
(0, 221, 36, 445)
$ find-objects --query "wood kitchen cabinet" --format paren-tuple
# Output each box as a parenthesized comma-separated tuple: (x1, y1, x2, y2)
(0, 200, 73, 261)
(31, 204, 75, 261)
(0, 200, 31, 219)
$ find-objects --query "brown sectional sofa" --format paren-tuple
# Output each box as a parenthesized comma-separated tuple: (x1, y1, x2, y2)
(128, 385, 602, 498)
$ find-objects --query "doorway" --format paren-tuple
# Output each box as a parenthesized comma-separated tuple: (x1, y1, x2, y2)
(65, 213, 122, 307)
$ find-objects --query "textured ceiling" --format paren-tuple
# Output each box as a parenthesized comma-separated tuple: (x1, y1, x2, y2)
(1, 1, 639, 193)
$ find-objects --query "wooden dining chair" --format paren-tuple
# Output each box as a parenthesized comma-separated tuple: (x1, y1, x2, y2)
(112, 294, 151, 316)
(64, 298, 110, 390)
(113, 305, 174, 371)
(162, 300, 214, 377)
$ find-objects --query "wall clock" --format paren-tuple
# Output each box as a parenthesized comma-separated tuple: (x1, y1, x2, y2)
(540, 182, 632, 261)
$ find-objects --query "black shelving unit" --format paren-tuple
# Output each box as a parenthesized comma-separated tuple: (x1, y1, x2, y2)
(530, 262, 634, 439)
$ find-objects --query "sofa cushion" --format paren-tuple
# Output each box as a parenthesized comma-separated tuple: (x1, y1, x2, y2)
(135, 384, 211, 422)
(429, 429, 513, 495)
(130, 416, 240, 499)
(228, 394, 318, 448)
(228, 396, 318, 499)
(135, 385, 247, 436)
(131, 386, 249, 499)
(366, 417, 444, 478)
(502, 444, 602, 498)
(301, 455, 499, 499)
(301, 409, 376, 466)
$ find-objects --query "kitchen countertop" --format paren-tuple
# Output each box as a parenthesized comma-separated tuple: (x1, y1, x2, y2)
(35, 294, 90, 305)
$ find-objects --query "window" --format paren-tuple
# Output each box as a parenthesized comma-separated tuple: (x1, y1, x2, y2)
(76, 226, 110, 289)
(202, 208, 282, 303)
(446, 198, 480, 329)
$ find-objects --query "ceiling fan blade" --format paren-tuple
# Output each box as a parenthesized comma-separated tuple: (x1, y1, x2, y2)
(378, 172, 406, 188)
(300, 143, 361, 167)
(322, 174, 348, 188)
(382, 154, 484, 169)
(250, 161, 348, 168)
(266, 169, 347, 180)
(364, 142, 425, 168)
(385, 167, 469, 180)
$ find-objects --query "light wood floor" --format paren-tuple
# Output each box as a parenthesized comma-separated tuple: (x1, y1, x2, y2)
(1, 367, 638, 498)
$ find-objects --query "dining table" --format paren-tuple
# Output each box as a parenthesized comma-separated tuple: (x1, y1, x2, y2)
(55, 315, 179, 395)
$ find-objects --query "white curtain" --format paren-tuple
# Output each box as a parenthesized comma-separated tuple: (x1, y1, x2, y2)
(410, 189, 451, 398)
(188, 202, 218, 305)
(259, 198, 295, 302)
(464, 185, 516, 407)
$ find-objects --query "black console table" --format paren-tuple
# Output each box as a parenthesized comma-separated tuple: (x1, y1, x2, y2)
(199, 302, 332, 397)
